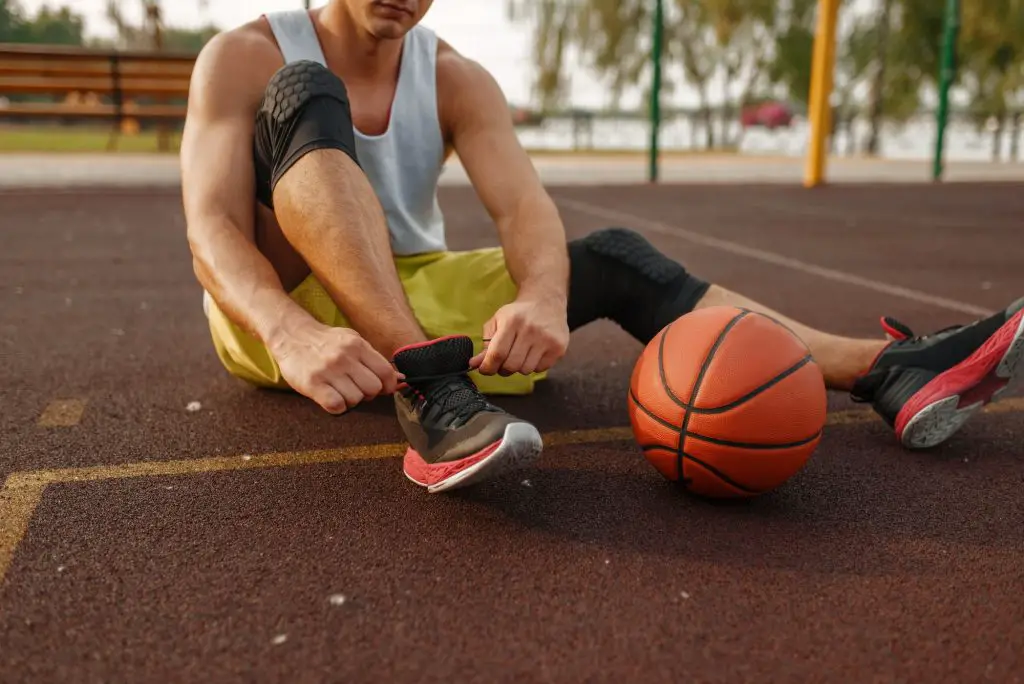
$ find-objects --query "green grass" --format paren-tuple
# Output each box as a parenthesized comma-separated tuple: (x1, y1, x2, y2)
(0, 125, 182, 153)
(0, 124, 736, 157)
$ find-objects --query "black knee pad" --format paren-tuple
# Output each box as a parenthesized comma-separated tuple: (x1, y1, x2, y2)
(574, 227, 685, 284)
(253, 60, 360, 208)
(567, 227, 710, 342)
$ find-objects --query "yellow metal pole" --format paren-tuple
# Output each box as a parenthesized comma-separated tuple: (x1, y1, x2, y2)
(803, 0, 841, 188)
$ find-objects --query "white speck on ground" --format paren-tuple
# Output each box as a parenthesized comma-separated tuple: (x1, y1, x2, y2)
(242, 454, 253, 461)
(57, 566, 66, 573)
(521, 479, 531, 487)
(140, 301, 149, 310)
(64, 298, 72, 306)
(328, 594, 347, 606)
(111, 328, 124, 336)
(271, 634, 288, 645)
(981, 281, 993, 290)
(186, 401, 202, 412)
(604, 559, 610, 565)
(681, 591, 691, 599)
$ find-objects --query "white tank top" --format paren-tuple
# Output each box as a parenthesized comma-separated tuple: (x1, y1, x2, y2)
(263, 10, 447, 255)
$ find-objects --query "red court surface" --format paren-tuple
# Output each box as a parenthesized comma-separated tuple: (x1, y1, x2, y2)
(1, 182, 1023, 683)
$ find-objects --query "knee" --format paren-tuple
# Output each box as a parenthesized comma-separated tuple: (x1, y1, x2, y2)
(571, 227, 685, 285)
(261, 60, 350, 125)
(567, 226, 711, 332)
(254, 60, 360, 207)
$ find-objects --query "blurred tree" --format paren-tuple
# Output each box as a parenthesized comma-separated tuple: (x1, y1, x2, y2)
(863, 0, 892, 155)
(508, 0, 1022, 155)
(764, 0, 816, 106)
(675, 0, 778, 148)
(103, 0, 215, 52)
(507, 0, 796, 149)
(957, 0, 1024, 160)
(505, 0, 583, 111)
(0, 0, 85, 44)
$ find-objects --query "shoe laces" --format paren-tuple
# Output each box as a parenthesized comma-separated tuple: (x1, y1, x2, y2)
(402, 369, 494, 426)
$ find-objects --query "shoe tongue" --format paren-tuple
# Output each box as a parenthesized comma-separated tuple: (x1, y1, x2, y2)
(393, 336, 474, 379)
(880, 316, 914, 341)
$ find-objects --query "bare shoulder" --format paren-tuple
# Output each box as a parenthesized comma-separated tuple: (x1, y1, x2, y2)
(188, 20, 285, 116)
(435, 40, 509, 138)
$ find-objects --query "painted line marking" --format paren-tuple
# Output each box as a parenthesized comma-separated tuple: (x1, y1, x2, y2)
(556, 197, 995, 317)
(36, 399, 87, 427)
(0, 476, 46, 589)
(1, 400, 1022, 589)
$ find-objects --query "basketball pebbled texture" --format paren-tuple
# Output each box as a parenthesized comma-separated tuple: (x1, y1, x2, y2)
(628, 306, 827, 498)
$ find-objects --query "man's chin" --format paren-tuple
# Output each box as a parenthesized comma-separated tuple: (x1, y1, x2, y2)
(367, 19, 411, 40)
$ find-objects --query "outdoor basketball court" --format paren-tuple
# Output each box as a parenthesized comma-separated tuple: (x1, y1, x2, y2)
(2, 177, 1023, 681)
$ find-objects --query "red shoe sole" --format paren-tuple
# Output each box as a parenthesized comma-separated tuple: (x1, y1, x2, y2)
(895, 309, 1024, 449)
(403, 423, 544, 493)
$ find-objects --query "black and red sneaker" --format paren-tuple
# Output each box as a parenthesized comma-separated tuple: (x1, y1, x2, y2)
(391, 335, 543, 493)
(851, 297, 1024, 449)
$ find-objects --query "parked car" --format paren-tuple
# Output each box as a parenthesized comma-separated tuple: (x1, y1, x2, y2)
(740, 101, 794, 129)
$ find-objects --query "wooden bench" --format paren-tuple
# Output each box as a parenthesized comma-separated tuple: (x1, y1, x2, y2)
(0, 43, 196, 150)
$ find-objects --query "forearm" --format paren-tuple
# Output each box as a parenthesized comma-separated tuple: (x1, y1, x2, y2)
(497, 194, 570, 305)
(189, 217, 314, 347)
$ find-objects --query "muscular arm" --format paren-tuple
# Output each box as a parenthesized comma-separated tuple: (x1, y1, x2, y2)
(438, 49, 570, 307)
(181, 29, 310, 348)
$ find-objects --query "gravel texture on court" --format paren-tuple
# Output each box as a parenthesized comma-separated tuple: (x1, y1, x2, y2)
(1, 184, 1022, 683)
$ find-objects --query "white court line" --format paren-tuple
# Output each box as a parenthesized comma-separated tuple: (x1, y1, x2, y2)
(556, 197, 995, 318)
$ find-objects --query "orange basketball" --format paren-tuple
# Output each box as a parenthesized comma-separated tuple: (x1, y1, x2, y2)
(628, 306, 827, 498)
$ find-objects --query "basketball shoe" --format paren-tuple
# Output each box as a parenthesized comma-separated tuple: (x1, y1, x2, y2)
(391, 335, 543, 493)
(851, 297, 1024, 449)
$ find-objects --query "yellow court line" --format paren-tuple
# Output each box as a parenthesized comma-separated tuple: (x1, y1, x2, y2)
(36, 399, 87, 427)
(1, 400, 1022, 589)
(0, 476, 47, 588)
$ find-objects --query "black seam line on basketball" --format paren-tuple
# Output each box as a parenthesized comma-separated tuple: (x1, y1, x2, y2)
(696, 355, 816, 413)
(657, 311, 748, 413)
(679, 430, 823, 450)
(628, 388, 683, 435)
(642, 446, 760, 494)
(675, 311, 749, 482)
(648, 354, 815, 416)
(629, 388, 821, 450)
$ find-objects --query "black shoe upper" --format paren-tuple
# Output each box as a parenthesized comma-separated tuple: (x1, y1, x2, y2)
(851, 297, 1024, 425)
(392, 336, 520, 464)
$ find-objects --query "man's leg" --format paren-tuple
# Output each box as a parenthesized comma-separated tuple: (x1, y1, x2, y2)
(254, 63, 426, 357)
(566, 227, 1024, 449)
(691, 285, 886, 392)
(254, 60, 541, 492)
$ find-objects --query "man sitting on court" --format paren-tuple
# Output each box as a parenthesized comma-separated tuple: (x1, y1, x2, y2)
(181, 0, 1023, 493)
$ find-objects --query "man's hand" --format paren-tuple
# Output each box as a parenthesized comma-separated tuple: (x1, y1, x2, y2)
(470, 296, 570, 377)
(269, 318, 403, 414)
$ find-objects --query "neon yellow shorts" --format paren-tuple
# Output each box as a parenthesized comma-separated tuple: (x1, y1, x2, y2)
(205, 247, 546, 396)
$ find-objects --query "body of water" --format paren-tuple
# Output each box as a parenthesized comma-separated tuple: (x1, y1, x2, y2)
(518, 114, 1023, 164)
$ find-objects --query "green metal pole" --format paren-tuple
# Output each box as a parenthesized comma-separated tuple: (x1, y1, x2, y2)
(932, 0, 960, 181)
(648, 0, 664, 183)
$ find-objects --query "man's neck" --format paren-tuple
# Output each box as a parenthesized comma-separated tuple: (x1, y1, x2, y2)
(315, 4, 403, 83)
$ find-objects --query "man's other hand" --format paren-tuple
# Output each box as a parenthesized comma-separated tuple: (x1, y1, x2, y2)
(470, 297, 570, 377)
